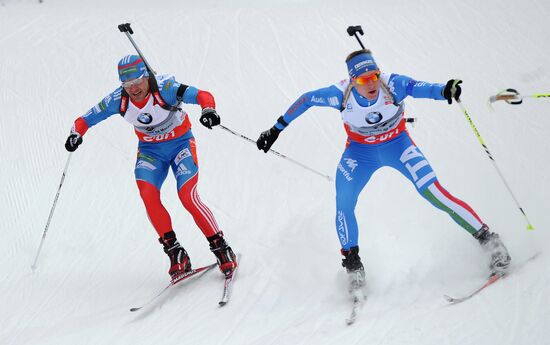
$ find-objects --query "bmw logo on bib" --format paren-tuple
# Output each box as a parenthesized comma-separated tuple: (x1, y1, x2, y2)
(366, 112, 382, 124)
(138, 113, 153, 124)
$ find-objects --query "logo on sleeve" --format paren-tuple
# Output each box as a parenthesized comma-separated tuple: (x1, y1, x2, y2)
(328, 96, 340, 106)
(99, 95, 112, 111)
(310, 95, 326, 104)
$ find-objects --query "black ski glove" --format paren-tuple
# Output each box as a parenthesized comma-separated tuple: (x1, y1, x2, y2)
(200, 107, 221, 129)
(442, 79, 462, 104)
(65, 133, 82, 152)
(256, 126, 281, 153)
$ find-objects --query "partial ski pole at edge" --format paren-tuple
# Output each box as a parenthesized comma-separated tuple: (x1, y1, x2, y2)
(456, 99, 534, 231)
(31, 153, 73, 271)
(488, 88, 550, 106)
(218, 124, 333, 182)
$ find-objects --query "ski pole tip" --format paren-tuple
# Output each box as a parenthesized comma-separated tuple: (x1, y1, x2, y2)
(527, 224, 535, 231)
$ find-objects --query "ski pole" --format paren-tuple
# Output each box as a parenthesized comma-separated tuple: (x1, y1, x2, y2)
(489, 88, 550, 105)
(118, 23, 156, 74)
(347, 25, 366, 49)
(456, 99, 534, 231)
(218, 125, 333, 182)
(31, 153, 73, 270)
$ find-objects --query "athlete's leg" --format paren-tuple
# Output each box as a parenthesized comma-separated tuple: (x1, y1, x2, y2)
(134, 150, 172, 237)
(386, 133, 484, 234)
(171, 137, 237, 274)
(171, 138, 220, 238)
(335, 141, 379, 250)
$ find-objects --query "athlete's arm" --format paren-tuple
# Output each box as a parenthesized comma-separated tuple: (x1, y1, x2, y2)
(274, 85, 344, 130)
(159, 75, 216, 109)
(388, 74, 446, 103)
(71, 89, 122, 136)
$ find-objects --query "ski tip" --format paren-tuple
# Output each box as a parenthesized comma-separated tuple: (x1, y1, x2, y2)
(218, 301, 227, 307)
(443, 295, 455, 303)
(130, 307, 141, 312)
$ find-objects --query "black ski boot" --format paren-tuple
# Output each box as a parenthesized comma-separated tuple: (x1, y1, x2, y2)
(473, 225, 511, 275)
(341, 246, 366, 291)
(159, 231, 192, 279)
(208, 232, 237, 277)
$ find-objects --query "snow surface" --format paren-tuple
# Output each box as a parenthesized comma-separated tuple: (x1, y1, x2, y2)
(1, 0, 549, 344)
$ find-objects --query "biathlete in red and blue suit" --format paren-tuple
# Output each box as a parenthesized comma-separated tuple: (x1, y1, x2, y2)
(256, 49, 510, 287)
(65, 55, 237, 279)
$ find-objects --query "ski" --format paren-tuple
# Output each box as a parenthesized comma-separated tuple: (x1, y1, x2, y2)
(344, 269, 367, 325)
(346, 287, 367, 325)
(218, 254, 241, 307)
(444, 273, 502, 304)
(444, 252, 540, 305)
(130, 263, 217, 312)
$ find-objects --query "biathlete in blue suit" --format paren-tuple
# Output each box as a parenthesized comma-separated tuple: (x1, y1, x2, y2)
(65, 55, 237, 280)
(256, 49, 511, 288)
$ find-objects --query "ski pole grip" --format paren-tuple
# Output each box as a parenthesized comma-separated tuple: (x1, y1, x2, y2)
(118, 23, 133, 35)
(347, 25, 366, 49)
(347, 25, 364, 36)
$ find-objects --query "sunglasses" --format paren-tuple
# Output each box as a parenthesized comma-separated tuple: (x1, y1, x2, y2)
(121, 74, 146, 88)
(353, 72, 380, 85)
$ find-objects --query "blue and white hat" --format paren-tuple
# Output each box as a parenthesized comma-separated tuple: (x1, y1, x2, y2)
(346, 52, 379, 78)
(117, 54, 148, 82)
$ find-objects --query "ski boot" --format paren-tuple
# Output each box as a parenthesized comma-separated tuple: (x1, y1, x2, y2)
(159, 231, 192, 279)
(341, 246, 366, 292)
(473, 225, 511, 275)
(208, 232, 237, 277)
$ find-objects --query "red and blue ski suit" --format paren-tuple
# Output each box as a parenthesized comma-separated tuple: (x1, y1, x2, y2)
(70, 74, 220, 238)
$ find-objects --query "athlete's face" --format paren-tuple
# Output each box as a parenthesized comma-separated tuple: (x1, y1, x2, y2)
(123, 77, 150, 102)
(352, 71, 380, 101)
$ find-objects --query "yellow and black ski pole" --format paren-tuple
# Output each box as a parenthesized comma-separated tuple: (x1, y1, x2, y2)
(489, 89, 550, 105)
(457, 99, 534, 230)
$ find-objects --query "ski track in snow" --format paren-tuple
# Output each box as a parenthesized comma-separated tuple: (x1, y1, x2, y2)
(1, 0, 550, 344)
